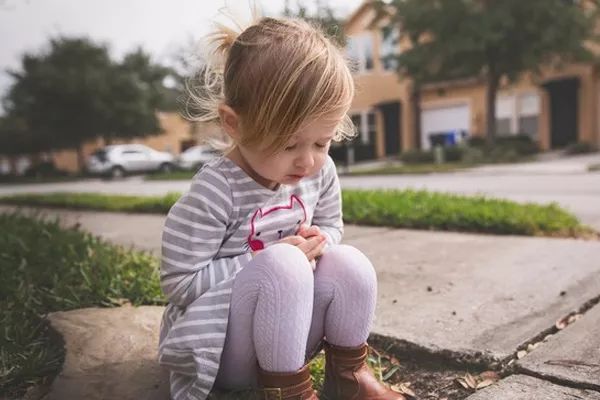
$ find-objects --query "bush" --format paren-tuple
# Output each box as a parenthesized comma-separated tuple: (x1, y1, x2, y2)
(24, 161, 69, 178)
(443, 146, 464, 162)
(464, 134, 538, 162)
(565, 142, 599, 155)
(399, 149, 435, 164)
(0, 212, 165, 397)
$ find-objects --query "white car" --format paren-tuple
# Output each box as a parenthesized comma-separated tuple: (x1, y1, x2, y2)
(176, 145, 219, 170)
(86, 144, 176, 178)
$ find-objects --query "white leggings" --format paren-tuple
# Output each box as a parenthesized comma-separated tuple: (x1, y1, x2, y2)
(214, 243, 378, 390)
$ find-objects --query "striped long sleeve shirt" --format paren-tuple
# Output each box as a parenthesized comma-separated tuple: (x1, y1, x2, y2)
(158, 155, 343, 400)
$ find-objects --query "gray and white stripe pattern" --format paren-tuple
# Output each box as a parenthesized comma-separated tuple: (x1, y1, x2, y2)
(158, 155, 343, 400)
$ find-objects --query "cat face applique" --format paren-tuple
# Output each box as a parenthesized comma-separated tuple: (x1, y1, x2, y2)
(247, 195, 307, 251)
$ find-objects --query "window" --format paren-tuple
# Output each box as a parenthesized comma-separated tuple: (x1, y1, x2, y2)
(351, 111, 377, 144)
(496, 96, 514, 135)
(347, 34, 374, 72)
(495, 93, 540, 138)
(380, 26, 399, 71)
(518, 93, 540, 138)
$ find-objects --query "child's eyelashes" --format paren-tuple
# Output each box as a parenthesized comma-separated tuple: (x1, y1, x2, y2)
(284, 143, 329, 151)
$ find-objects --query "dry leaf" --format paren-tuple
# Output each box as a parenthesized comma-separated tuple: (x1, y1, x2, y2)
(390, 383, 416, 397)
(478, 371, 500, 381)
(456, 373, 478, 389)
(527, 342, 540, 352)
(476, 379, 495, 389)
(517, 350, 527, 359)
(465, 373, 477, 388)
(456, 377, 470, 389)
(567, 314, 582, 324)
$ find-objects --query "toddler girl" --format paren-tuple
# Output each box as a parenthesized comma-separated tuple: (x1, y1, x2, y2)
(158, 13, 404, 400)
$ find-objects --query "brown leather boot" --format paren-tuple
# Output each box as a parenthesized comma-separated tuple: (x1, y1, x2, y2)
(257, 363, 319, 400)
(321, 342, 406, 400)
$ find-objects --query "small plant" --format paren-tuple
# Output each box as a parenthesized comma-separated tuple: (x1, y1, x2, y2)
(565, 141, 599, 155)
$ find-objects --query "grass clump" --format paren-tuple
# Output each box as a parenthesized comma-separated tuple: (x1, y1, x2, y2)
(0, 211, 165, 397)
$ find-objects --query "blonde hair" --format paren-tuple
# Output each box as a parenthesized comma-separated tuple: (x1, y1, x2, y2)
(185, 11, 356, 154)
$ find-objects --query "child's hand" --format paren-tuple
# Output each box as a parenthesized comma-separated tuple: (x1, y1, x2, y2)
(297, 224, 328, 262)
(297, 224, 321, 239)
(278, 235, 326, 267)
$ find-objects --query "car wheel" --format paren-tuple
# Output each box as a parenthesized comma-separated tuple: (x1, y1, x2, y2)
(159, 163, 174, 173)
(110, 166, 125, 179)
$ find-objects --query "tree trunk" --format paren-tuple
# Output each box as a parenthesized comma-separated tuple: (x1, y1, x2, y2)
(486, 72, 500, 145)
(9, 156, 19, 175)
(411, 84, 422, 150)
(76, 144, 86, 174)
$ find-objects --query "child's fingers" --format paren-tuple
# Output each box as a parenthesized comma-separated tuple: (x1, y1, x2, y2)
(298, 224, 309, 234)
(306, 239, 327, 261)
(306, 225, 321, 237)
(278, 235, 306, 246)
(299, 236, 326, 261)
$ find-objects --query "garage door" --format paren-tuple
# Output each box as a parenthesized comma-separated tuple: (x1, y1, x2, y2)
(421, 104, 470, 150)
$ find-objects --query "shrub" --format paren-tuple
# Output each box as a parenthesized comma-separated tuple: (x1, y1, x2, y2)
(400, 149, 434, 164)
(24, 161, 70, 178)
(565, 142, 599, 155)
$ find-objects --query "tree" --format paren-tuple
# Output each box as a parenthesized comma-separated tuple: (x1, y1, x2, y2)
(100, 48, 179, 144)
(1, 37, 177, 169)
(283, 0, 347, 45)
(375, 0, 597, 143)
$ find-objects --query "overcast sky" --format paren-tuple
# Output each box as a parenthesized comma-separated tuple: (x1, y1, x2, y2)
(0, 0, 363, 102)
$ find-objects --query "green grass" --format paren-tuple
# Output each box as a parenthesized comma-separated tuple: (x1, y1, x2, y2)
(345, 163, 469, 176)
(0, 212, 165, 397)
(0, 175, 86, 185)
(0, 192, 182, 214)
(342, 190, 593, 238)
(0, 190, 594, 238)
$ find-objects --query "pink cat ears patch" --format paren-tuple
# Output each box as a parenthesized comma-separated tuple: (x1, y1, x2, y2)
(247, 195, 307, 252)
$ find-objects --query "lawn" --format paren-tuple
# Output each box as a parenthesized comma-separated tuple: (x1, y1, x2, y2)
(0, 190, 594, 238)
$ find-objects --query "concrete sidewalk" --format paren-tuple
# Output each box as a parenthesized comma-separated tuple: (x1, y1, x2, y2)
(5, 205, 600, 400)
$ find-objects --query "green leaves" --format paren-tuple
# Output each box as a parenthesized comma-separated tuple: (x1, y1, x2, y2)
(0, 37, 178, 159)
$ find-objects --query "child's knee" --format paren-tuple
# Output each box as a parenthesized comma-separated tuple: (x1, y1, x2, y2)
(318, 245, 376, 283)
(253, 243, 313, 283)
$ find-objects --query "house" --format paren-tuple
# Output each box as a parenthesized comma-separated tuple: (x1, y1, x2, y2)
(342, 0, 600, 160)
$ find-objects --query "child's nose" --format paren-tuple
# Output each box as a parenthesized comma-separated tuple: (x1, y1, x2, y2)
(296, 151, 314, 169)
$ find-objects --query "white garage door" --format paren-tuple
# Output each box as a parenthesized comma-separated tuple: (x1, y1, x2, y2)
(421, 104, 470, 150)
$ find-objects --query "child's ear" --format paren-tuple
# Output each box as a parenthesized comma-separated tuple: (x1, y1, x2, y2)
(218, 104, 241, 141)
